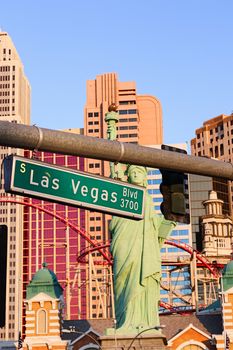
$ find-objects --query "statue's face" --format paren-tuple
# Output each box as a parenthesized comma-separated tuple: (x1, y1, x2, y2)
(128, 168, 146, 186)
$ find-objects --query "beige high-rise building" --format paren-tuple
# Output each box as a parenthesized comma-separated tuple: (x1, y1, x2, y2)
(191, 113, 233, 163)
(0, 31, 30, 341)
(83, 72, 163, 318)
(191, 114, 233, 217)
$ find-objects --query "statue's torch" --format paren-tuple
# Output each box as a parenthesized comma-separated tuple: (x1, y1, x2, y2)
(104, 104, 119, 141)
(104, 104, 120, 179)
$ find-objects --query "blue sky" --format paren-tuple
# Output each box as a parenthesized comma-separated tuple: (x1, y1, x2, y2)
(1, 0, 233, 146)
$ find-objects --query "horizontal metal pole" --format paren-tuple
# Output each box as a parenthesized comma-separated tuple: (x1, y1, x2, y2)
(0, 120, 232, 180)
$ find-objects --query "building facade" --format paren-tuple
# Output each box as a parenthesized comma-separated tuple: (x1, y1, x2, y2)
(146, 145, 193, 309)
(22, 149, 87, 327)
(22, 263, 68, 350)
(191, 113, 233, 217)
(0, 31, 30, 341)
(201, 190, 233, 259)
(22, 72, 165, 324)
(83, 73, 163, 318)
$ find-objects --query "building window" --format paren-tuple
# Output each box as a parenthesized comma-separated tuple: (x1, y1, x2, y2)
(37, 309, 47, 334)
(119, 109, 137, 115)
(88, 113, 93, 118)
(180, 343, 207, 349)
(220, 144, 224, 156)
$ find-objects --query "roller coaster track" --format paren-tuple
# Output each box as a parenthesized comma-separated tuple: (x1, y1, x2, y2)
(1, 196, 218, 277)
(165, 239, 220, 278)
(0, 197, 112, 264)
(2, 196, 220, 312)
(76, 238, 220, 278)
(159, 301, 195, 314)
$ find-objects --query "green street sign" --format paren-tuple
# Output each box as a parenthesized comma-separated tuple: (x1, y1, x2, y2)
(4, 156, 145, 219)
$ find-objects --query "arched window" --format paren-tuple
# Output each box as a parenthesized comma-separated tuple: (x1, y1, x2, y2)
(80, 344, 99, 350)
(179, 343, 206, 350)
(37, 309, 47, 334)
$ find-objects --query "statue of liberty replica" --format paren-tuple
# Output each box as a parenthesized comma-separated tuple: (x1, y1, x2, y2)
(104, 105, 176, 337)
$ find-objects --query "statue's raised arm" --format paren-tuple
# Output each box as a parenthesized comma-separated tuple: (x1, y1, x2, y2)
(104, 104, 125, 181)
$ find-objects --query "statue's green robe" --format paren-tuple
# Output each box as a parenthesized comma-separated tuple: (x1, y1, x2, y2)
(109, 193, 175, 334)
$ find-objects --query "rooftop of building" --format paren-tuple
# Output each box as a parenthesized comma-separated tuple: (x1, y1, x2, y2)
(191, 113, 233, 141)
(26, 262, 63, 300)
(61, 313, 223, 342)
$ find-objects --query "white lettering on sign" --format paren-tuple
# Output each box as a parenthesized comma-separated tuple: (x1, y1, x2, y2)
(24, 168, 140, 210)
(70, 178, 121, 205)
(20, 163, 26, 173)
(71, 179, 81, 194)
(29, 170, 60, 190)
(30, 170, 39, 186)
(123, 187, 138, 199)
(111, 192, 117, 203)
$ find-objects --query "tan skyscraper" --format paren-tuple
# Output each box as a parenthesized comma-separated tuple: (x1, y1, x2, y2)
(83, 72, 163, 318)
(0, 31, 30, 341)
(191, 114, 233, 216)
(190, 114, 233, 259)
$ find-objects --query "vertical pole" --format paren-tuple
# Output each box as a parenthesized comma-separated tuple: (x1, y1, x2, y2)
(103, 268, 107, 319)
(168, 269, 172, 305)
(190, 254, 195, 308)
(109, 265, 115, 319)
(203, 280, 207, 306)
(29, 204, 32, 280)
(228, 180, 233, 219)
(91, 257, 105, 318)
(89, 255, 92, 318)
(41, 205, 44, 263)
(193, 251, 199, 313)
(66, 225, 71, 319)
(36, 210, 39, 270)
(53, 204, 56, 272)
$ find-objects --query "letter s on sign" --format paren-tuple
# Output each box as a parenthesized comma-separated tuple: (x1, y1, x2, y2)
(111, 192, 117, 203)
(20, 163, 26, 173)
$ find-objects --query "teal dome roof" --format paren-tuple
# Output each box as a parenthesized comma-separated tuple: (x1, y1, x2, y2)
(222, 260, 233, 291)
(26, 263, 63, 300)
(32, 263, 57, 282)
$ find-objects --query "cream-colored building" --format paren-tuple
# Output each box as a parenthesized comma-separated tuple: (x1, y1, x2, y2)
(0, 31, 30, 341)
(201, 190, 233, 261)
(191, 113, 233, 218)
